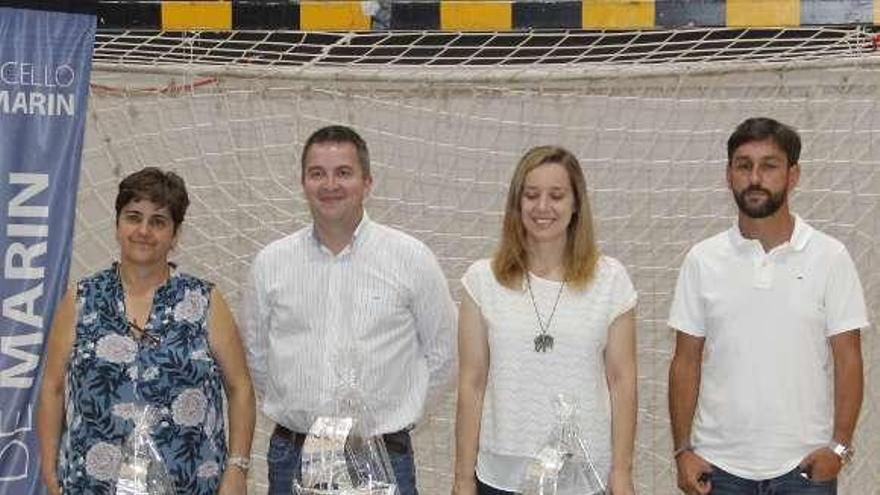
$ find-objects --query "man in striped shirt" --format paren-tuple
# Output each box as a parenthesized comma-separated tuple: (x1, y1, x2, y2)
(244, 125, 457, 495)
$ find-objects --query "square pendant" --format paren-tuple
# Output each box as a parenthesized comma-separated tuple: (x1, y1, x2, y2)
(534, 333, 554, 352)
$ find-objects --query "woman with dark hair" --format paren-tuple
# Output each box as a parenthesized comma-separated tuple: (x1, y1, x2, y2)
(453, 146, 637, 495)
(37, 167, 256, 495)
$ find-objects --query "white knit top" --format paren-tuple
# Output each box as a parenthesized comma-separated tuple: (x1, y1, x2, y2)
(461, 256, 637, 492)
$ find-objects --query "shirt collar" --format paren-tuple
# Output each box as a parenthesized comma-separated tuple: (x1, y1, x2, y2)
(727, 214, 812, 253)
(788, 214, 812, 251)
(310, 210, 372, 255)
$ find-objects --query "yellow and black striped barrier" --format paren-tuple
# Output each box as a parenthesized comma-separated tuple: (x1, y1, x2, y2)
(4, 1, 879, 31)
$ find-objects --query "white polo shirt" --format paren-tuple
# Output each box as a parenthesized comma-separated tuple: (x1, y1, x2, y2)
(668, 215, 869, 480)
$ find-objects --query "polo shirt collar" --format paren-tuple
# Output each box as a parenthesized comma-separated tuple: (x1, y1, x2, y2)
(728, 214, 813, 253)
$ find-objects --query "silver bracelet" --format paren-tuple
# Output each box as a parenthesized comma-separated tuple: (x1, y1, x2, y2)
(227, 455, 251, 472)
(673, 444, 694, 459)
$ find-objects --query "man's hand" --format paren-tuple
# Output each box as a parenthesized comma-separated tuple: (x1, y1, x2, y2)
(676, 450, 712, 495)
(800, 447, 842, 482)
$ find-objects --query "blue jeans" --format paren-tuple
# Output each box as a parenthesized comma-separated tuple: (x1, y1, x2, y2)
(709, 465, 836, 495)
(267, 427, 418, 495)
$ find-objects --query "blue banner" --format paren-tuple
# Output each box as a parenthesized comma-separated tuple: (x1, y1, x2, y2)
(0, 6, 95, 494)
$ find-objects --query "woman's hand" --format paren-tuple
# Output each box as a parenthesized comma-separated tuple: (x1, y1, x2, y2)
(41, 466, 62, 495)
(37, 290, 76, 495)
(608, 467, 635, 495)
(207, 288, 256, 495)
(217, 466, 247, 495)
(451, 475, 478, 495)
(605, 309, 637, 495)
(453, 293, 489, 495)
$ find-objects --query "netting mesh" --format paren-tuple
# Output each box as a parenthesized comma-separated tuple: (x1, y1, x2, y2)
(75, 27, 880, 494)
(93, 27, 877, 74)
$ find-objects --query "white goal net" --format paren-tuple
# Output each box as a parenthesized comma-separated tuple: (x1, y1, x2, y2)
(76, 26, 879, 494)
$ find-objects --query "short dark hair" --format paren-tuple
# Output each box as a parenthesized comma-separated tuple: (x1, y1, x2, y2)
(300, 125, 371, 178)
(727, 117, 801, 167)
(115, 167, 189, 233)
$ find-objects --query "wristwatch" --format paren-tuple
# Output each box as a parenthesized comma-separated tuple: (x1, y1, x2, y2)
(829, 441, 854, 465)
(227, 455, 251, 472)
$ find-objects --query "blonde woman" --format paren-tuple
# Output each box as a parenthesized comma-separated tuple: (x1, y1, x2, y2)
(454, 146, 637, 495)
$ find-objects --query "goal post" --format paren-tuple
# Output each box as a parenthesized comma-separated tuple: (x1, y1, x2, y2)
(78, 25, 879, 494)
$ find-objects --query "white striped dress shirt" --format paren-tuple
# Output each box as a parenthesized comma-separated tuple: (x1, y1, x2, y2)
(243, 214, 457, 435)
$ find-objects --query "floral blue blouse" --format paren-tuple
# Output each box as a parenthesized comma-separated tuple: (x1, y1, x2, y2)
(59, 264, 227, 495)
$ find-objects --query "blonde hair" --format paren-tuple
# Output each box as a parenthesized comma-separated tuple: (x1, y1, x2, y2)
(491, 145, 600, 290)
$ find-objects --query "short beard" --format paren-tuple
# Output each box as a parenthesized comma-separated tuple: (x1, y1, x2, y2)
(733, 185, 786, 219)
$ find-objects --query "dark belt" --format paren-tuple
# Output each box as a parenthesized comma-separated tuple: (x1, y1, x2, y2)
(273, 424, 412, 455)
